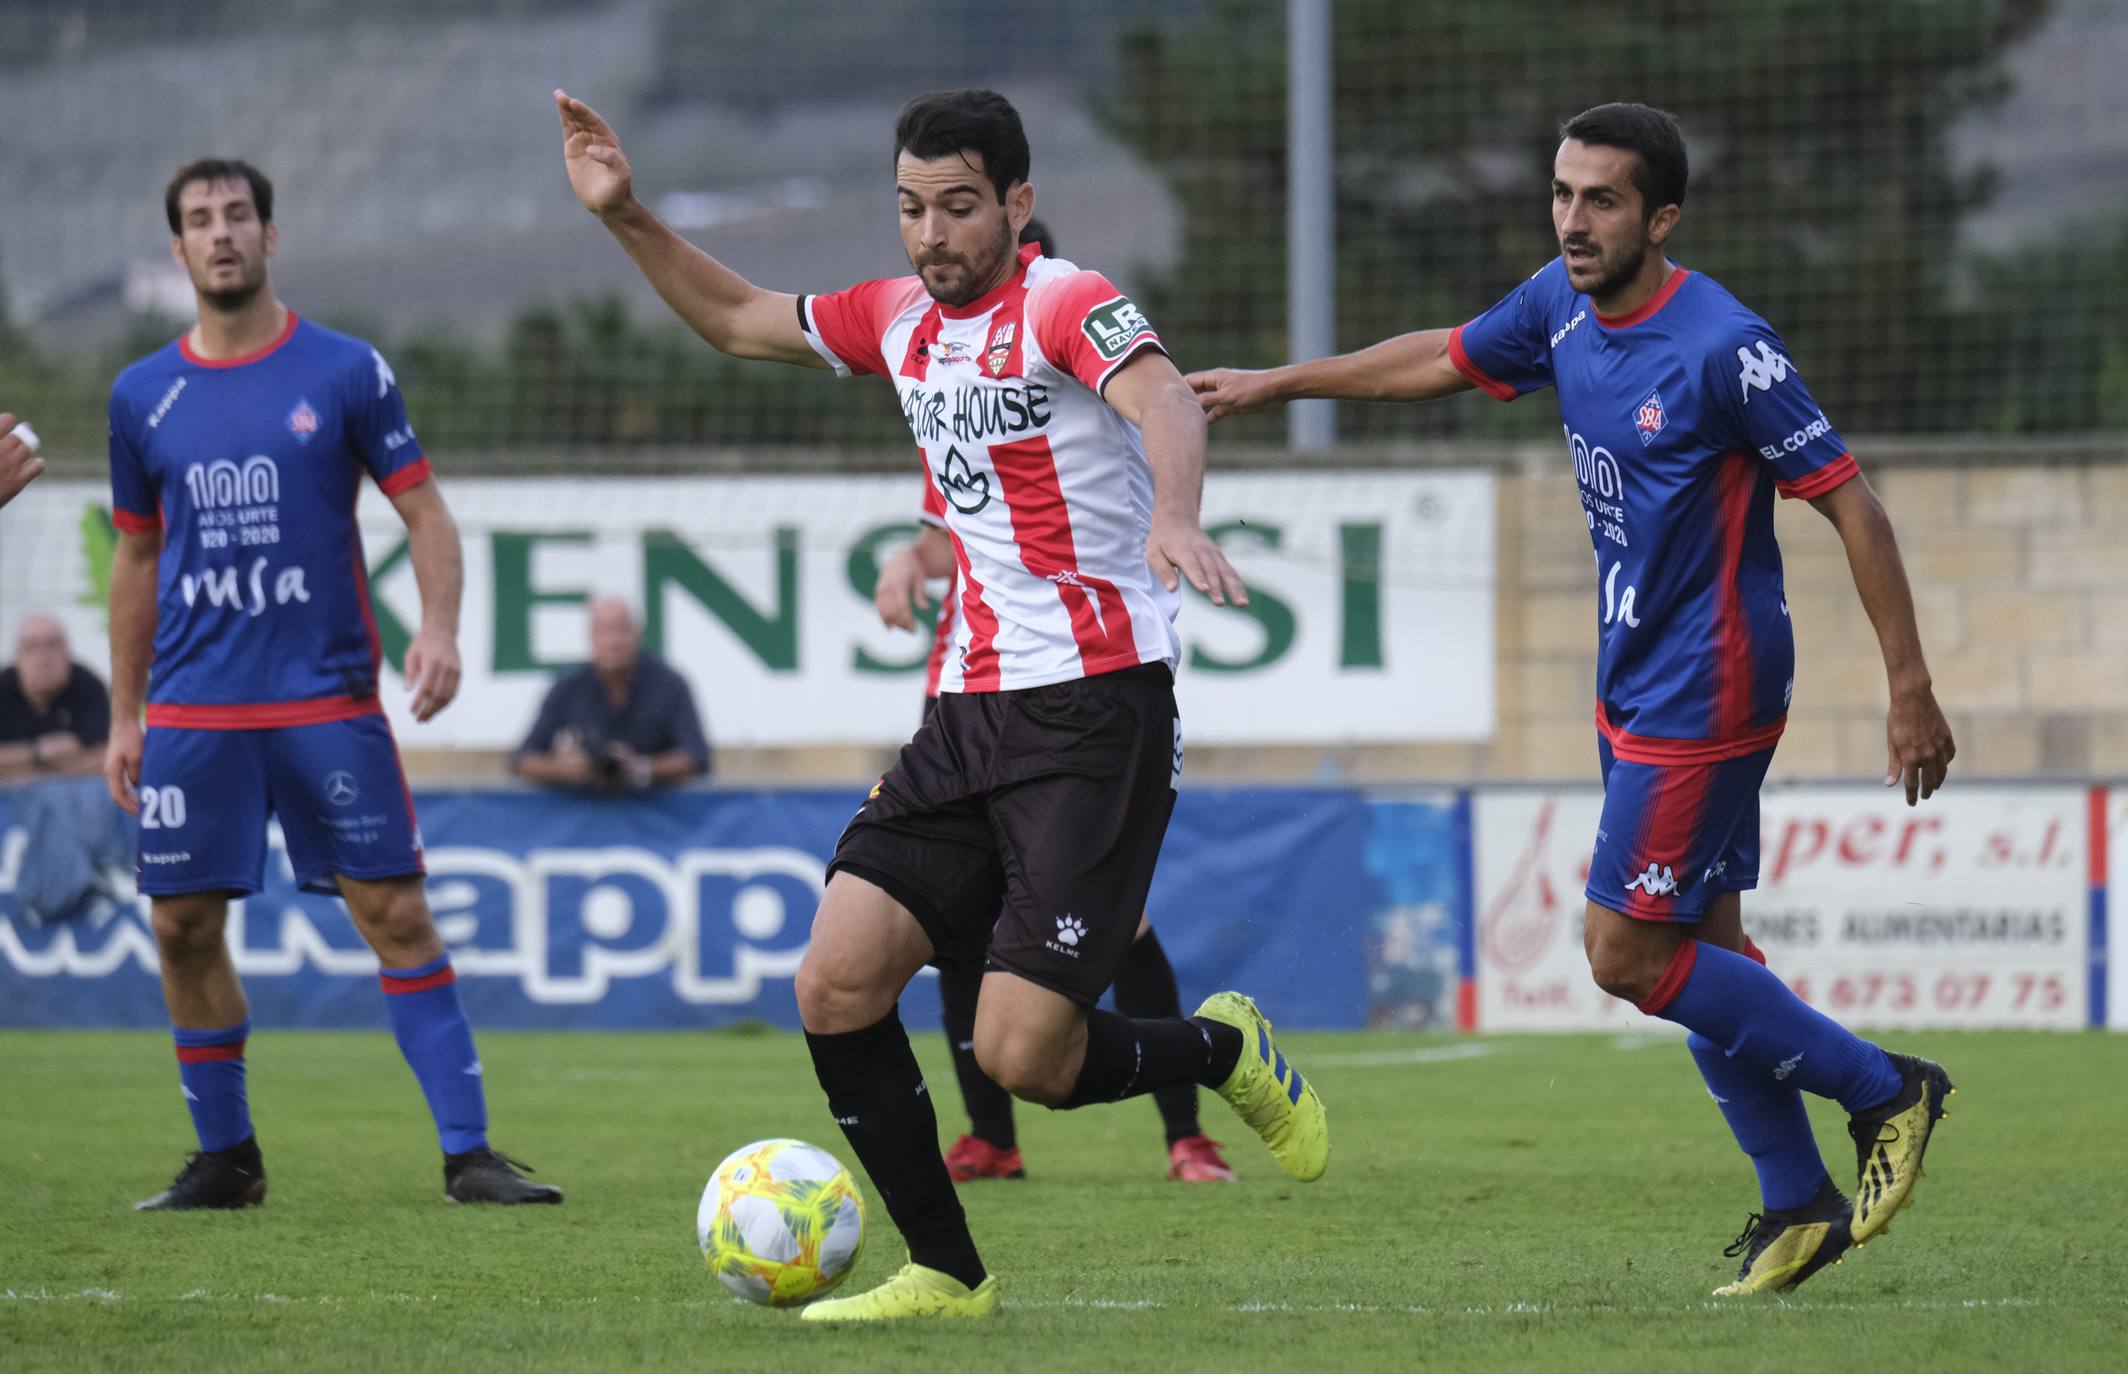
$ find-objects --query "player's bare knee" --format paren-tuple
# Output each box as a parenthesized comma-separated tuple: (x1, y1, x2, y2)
(150, 896, 226, 964)
(794, 952, 892, 1035)
(1584, 927, 1661, 1003)
(971, 1026, 1071, 1106)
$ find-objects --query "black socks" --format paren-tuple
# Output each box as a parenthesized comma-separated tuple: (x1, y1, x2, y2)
(1058, 1008, 1243, 1110)
(805, 1008, 985, 1290)
(1111, 930, 1205, 1144)
(938, 962, 1017, 1149)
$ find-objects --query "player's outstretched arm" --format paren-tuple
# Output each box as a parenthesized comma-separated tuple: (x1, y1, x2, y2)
(1810, 474, 1954, 805)
(0, 414, 45, 508)
(389, 476, 464, 723)
(104, 528, 160, 814)
(1107, 352, 1247, 608)
(555, 90, 823, 369)
(1186, 328, 1472, 423)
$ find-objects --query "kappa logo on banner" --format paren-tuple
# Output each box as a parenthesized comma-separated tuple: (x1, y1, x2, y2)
(1082, 297, 1153, 362)
(0, 834, 827, 1008)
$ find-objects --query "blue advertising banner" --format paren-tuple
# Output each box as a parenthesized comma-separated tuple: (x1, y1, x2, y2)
(0, 782, 1465, 1032)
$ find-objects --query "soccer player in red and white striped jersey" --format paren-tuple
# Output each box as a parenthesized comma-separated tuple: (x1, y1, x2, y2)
(872, 222, 1236, 1187)
(560, 86, 1321, 1320)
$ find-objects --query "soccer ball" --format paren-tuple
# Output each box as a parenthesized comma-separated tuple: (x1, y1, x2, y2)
(698, 1138, 867, 1307)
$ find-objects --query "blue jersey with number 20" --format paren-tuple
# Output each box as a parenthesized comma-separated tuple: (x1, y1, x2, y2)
(1450, 259, 1857, 761)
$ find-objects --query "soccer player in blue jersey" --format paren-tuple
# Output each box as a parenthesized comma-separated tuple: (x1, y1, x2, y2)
(104, 159, 561, 1210)
(1189, 103, 1957, 1295)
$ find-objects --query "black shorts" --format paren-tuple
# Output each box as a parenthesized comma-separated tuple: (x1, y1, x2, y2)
(833, 663, 1180, 1005)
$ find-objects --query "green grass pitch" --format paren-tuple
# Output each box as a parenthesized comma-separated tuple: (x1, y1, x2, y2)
(4, 1027, 2124, 1371)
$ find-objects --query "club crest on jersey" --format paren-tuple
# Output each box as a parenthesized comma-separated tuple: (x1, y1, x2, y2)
(1633, 389, 1667, 444)
(985, 321, 1017, 376)
(286, 399, 321, 444)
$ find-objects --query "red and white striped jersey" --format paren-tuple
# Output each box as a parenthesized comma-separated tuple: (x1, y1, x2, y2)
(802, 243, 1180, 693)
(917, 475, 956, 698)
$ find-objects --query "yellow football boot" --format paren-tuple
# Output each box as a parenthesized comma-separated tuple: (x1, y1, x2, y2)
(1847, 1052, 1955, 1247)
(1193, 991, 1329, 1182)
(1712, 1183, 1853, 1296)
(797, 1263, 1000, 1322)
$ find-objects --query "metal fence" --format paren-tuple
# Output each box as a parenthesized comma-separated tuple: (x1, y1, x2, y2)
(3, 0, 2124, 465)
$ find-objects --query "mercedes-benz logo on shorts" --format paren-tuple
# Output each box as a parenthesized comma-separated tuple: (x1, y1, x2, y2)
(323, 770, 360, 806)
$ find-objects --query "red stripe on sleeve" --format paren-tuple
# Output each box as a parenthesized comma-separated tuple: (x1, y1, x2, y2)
(1776, 451, 1859, 501)
(376, 457, 433, 496)
(1447, 325, 1519, 402)
(113, 508, 162, 534)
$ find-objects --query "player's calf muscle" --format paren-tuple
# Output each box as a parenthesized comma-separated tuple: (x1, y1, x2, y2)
(342, 877, 444, 965)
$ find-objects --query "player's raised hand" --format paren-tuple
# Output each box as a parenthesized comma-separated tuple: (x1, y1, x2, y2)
(104, 717, 143, 815)
(555, 89, 635, 217)
(1147, 515, 1248, 609)
(873, 544, 932, 632)
(1885, 684, 1955, 806)
(0, 414, 46, 508)
(1186, 368, 1284, 424)
(404, 626, 463, 723)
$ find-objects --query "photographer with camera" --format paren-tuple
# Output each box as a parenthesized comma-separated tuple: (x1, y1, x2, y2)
(512, 597, 710, 793)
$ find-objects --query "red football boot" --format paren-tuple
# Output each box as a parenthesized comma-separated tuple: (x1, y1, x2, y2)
(943, 1134, 1026, 1181)
(1166, 1135, 1238, 1182)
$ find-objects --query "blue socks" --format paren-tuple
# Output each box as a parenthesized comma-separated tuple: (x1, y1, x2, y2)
(1643, 940, 1902, 1115)
(173, 1020, 254, 1152)
(380, 955, 489, 1155)
(1687, 1031, 1832, 1210)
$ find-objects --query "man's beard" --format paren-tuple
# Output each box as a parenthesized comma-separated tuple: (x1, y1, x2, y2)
(917, 221, 1016, 307)
(1571, 237, 1648, 302)
(196, 261, 266, 313)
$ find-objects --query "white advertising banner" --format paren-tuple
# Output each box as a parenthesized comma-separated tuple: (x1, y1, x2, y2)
(0, 470, 1493, 747)
(1474, 785, 2091, 1031)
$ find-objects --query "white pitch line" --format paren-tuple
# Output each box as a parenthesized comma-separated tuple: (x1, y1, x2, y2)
(1305, 1042, 1498, 1069)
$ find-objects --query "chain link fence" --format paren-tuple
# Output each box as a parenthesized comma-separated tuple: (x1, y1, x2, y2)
(3, 0, 2123, 468)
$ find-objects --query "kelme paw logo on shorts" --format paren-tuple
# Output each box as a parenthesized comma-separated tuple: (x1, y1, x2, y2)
(1054, 916, 1086, 947)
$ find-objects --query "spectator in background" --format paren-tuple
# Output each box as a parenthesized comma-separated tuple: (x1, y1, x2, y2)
(513, 597, 710, 792)
(0, 615, 111, 783)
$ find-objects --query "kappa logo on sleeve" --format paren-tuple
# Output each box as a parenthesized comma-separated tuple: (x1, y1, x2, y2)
(1736, 340, 1794, 403)
(1082, 296, 1154, 361)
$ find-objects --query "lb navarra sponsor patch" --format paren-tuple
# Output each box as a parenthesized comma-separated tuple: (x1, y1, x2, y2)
(1082, 296, 1154, 361)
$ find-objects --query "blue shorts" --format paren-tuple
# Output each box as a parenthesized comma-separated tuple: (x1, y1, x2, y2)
(136, 713, 424, 897)
(1585, 738, 1774, 922)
